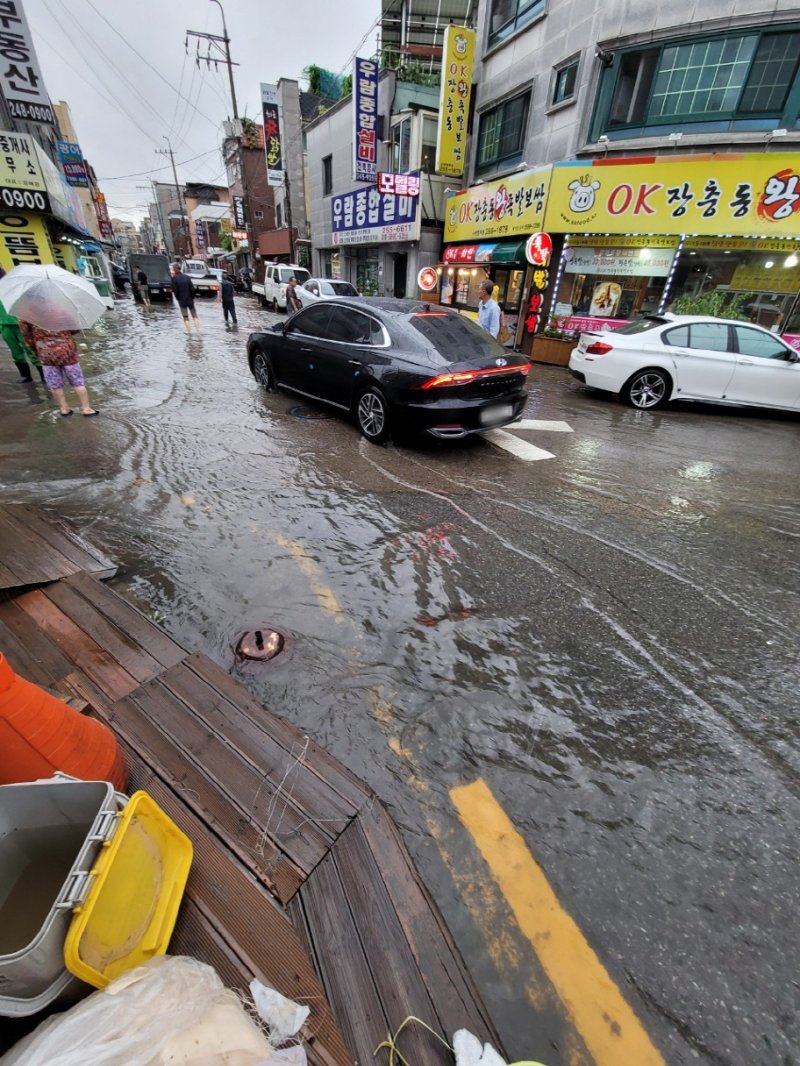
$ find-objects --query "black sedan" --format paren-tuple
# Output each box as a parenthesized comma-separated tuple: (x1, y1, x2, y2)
(246, 298, 530, 444)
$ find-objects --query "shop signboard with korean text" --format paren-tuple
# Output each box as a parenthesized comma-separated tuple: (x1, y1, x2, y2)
(0, 211, 53, 270)
(0, 2, 54, 124)
(93, 189, 113, 239)
(353, 57, 378, 183)
(331, 185, 419, 246)
(547, 154, 800, 236)
(435, 26, 475, 177)
(378, 172, 420, 197)
(0, 129, 49, 213)
(232, 195, 246, 228)
(444, 165, 552, 243)
(564, 246, 675, 277)
(56, 140, 88, 188)
(261, 83, 283, 188)
(35, 142, 88, 233)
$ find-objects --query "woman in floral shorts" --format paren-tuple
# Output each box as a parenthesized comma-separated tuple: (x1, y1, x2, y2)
(18, 322, 98, 417)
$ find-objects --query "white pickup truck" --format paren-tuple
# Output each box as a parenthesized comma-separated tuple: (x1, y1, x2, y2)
(181, 259, 220, 298)
(252, 262, 310, 311)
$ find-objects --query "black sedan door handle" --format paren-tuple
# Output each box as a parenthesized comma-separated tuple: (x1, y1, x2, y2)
(300, 347, 314, 353)
(348, 359, 361, 366)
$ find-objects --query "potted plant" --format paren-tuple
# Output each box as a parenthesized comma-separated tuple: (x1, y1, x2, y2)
(532, 316, 579, 366)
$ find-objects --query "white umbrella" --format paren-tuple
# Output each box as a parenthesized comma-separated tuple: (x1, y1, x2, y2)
(0, 263, 108, 331)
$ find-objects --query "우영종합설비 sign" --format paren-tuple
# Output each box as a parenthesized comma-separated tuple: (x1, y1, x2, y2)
(0, 1, 54, 124)
(353, 57, 378, 184)
(331, 186, 419, 246)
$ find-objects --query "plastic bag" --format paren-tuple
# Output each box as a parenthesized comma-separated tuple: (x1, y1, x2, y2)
(249, 981, 310, 1046)
(0, 956, 273, 1066)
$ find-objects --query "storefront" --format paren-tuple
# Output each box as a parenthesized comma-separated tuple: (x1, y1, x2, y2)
(543, 153, 800, 343)
(439, 165, 551, 347)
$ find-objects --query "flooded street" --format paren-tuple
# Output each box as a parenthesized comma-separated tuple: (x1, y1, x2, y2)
(2, 294, 799, 1065)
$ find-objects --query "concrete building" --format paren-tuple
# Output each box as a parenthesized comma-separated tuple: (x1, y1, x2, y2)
(152, 181, 190, 259)
(53, 101, 103, 243)
(184, 181, 229, 260)
(305, 70, 451, 296)
(436, 0, 800, 352)
(222, 119, 274, 269)
(110, 219, 142, 256)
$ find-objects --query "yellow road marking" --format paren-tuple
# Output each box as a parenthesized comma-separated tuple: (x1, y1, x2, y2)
(273, 534, 344, 623)
(451, 779, 666, 1066)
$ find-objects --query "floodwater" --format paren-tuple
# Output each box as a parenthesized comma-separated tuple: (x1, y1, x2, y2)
(1, 295, 799, 1065)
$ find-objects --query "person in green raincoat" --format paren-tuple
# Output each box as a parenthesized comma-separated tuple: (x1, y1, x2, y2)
(0, 266, 43, 383)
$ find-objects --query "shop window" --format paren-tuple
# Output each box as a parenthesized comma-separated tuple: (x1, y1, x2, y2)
(322, 155, 333, 196)
(391, 117, 412, 173)
(254, 209, 263, 220)
(276, 203, 283, 228)
(599, 28, 800, 134)
(553, 60, 578, 106)
(734, 324, 791, 358)
(489, 0, 545, 49)
(477, 91, 530, 173)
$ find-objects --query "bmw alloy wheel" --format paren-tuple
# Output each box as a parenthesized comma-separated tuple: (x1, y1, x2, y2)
(626, 370, 668, 410)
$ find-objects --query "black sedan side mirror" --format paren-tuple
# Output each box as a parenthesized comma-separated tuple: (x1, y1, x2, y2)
(786, 349, 800, 363)
(272, 322, 285, 334)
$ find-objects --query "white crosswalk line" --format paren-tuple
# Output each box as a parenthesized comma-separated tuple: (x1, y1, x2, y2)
(513, 419, 574, 432)
(484, 429, 555, 461)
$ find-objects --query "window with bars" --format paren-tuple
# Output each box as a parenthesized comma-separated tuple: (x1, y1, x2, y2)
(477, 91, 530, 172)
(601, 28, 800, 131)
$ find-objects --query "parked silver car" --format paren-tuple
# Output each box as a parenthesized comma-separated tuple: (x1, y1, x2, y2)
(296, 278, 360, 308)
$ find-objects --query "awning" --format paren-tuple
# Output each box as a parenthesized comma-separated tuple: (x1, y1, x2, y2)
(190, 203, 231, 223)
(442, 240, 526, 265)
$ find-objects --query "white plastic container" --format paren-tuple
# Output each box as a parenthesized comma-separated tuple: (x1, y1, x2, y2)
(0, 775, 121, 1016)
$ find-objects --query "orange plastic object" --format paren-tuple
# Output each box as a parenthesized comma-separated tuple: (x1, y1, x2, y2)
(0, 654, 128, 791)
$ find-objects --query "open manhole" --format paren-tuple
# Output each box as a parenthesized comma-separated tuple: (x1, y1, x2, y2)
(234, 626, 293, 666)
(288, 404, 332, 420)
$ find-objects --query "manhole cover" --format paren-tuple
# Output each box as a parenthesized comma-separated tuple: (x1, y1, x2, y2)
(288, 405, 332, 420)
(234, 626, 292, 665)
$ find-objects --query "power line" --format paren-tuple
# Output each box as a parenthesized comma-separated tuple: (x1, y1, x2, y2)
(97, 148, 219, 182)
(82, 0, 219, 128)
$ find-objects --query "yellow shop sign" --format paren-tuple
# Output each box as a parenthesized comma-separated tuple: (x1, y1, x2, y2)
(545, 153, 800, 237)
(444, 165, 552, 242)
(435, 26, 476, 178)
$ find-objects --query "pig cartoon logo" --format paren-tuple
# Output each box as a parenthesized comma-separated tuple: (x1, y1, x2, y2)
(568, 177, 601, 213)
(449, 204, 458, 227)
(455, 33, 468, 56)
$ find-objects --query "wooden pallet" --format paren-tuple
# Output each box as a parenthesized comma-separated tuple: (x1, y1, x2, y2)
(0, 505, 116, 591)
(0, 565, 502, 1065)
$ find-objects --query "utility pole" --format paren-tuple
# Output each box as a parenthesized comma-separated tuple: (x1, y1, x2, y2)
(155, 137, 188, 258)
(187, 0, 254, 266)
(137, 181, 168, 253)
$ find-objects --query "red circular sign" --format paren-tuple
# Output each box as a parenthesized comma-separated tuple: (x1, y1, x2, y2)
(525, 232, 553, 266)
(417, 266, 438, 291)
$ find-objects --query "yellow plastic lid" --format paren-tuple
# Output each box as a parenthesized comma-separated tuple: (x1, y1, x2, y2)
(64, 790, 193, 988)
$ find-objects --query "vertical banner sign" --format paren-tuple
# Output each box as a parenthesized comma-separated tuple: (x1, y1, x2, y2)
(93, 190, 113, 239)
(232, 195, 246, 228)
(353, 57, 378, 183)
(261, 83, 283, 188)
(56, 141, 88, 187)
(435, 25, 475, 177)
(0, 1, 54, 124)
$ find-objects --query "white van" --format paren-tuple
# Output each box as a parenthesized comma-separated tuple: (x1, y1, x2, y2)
(253, 263, 311, 311)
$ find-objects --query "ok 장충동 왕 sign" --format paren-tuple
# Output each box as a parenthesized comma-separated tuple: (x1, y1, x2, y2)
(332, 186, 419, 245)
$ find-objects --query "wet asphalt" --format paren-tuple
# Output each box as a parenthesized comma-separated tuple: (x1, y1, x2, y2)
(1, 293, 798, 1066)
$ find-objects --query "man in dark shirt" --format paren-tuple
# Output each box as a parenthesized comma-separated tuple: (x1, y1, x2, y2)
(218, 275, 237, 327)
(170, 262, 200, 333)
(136, 267, 150, 309)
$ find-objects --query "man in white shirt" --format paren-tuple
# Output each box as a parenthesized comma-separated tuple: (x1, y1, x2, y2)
(477, 279, 500, 338)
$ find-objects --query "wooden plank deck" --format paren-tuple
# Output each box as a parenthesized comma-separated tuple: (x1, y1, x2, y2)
(0, 505, 116, 590)
(0, 519, 503, 1066)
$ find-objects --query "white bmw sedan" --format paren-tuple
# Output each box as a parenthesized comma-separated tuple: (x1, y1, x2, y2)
(569, 313, 800, 411)
(297, 278, 360, 308)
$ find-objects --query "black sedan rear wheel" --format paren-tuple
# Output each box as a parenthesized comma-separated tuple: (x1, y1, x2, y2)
(355, 387, 391, 444)
(252, 348, 275, 391)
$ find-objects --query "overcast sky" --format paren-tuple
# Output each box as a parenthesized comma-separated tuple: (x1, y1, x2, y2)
(28, 0, 379, 222)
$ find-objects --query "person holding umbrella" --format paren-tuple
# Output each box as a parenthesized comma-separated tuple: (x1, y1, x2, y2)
(0, 263, 108, 416)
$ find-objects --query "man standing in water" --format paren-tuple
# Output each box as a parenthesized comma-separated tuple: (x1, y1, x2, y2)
(170, 262, 200, 333)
